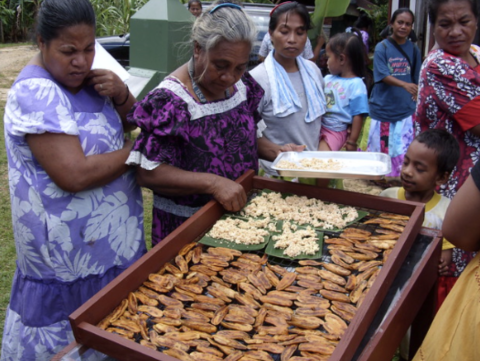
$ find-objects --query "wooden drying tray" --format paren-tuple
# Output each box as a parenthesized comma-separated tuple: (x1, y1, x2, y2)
(69, 170, 426, 361)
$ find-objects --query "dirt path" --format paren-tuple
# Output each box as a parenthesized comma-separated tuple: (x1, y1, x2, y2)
(0, 45, 38, 102)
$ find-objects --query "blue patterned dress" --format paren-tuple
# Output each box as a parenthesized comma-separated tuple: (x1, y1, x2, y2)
(1, 65, 146, 360)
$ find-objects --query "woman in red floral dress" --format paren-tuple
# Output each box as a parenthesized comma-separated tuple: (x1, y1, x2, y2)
(414, 0, 480, 310)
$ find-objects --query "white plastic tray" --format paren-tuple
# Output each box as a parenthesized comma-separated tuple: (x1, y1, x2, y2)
(271, 151, 392, 179)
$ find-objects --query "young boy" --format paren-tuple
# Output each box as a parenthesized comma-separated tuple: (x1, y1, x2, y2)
(380, 129, 459, 360)
(380, 128, 460, 301)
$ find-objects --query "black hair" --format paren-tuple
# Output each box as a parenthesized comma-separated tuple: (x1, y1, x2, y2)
(188, 0, 202, 9)
(35, 0, 96, 44)
(390, 7, 415, 24)
(269, 2, 312, 33)
(327, 28, 367, 79)
(354, 13, 373, 30)
(415, 129, 460, 175)
(428, 0, 478, 24)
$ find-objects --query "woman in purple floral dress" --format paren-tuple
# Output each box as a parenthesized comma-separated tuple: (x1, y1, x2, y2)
(127, 2, 303, 246)
(1, 0, 146, 359)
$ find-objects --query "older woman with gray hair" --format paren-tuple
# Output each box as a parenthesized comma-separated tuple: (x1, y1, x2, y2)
(127, 1, 303, 246)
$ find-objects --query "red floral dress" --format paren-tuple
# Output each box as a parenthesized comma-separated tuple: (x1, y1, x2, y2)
(415, 45, 480, 277)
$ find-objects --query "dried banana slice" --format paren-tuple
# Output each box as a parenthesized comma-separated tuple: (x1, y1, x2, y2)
(267, 263, 288, 276)
(181, 319, 217, 333)
(244, 350, 274, 361)
(276, 272, 296, 291)
(281, 344, 298, 361)
(350, 280, 368, 303)
(234, 293, 261, 309)
(195, 346, 225, 358)
(224, 312, 256, 325)
(138, 305, 164, 318)
(322, 280, 348, 293)
(323, 313, 348, 338)
(288, 315, 323, 329)
(344, 251, 378, 261)
(189, 352, 223, 361)
(295, 306, 330, 318)
(106, 327, 134, 339)
(378, 212, 410, 221)
(248, 342, 285, 354)
(330, 304, 355, 323)
(216, 330, 251, 340)
(298, 341, 336, 355)
(163, 348, 194, 361)
(253, 307, 268, 328)
(379, 224, 405, 233)
(207, 246, 240, 259)
(267, 290, 299, 300)
(296, 280, 323, 290)
(259, 295, 293, 308)
(213, 334, 248, 350)
(318, 269, 347, 286)
(178, 242, 198, 256)
(319, 289, 350, 303)
(221, 321, 253, 332)
(224, 351, 244, 361)
(329, 250, 355, 264)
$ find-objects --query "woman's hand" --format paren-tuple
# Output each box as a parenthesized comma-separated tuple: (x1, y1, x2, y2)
(278, 143, 307, 154)
(210, 176, 247, 212)
(438, 249, 452, 276)
(87, 69, 137, 132)
(87, 69, 127, 100)
(402, 82, 418, 101)
(257, 137, 306, 161)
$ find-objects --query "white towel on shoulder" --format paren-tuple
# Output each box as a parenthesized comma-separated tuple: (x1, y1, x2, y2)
(264, 50, 326, 123)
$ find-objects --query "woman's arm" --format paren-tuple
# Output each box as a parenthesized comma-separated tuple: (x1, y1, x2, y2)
(87, 69, 137, 132)
(257, 137, 306, 161)
(26, 133, 132, 193)
(137, 164, 247, 212)
(442, 174, 480, 252)
(381, 75, 418, 100)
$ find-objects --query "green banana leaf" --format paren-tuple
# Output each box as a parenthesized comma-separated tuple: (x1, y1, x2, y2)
(311, 0, 351, 37)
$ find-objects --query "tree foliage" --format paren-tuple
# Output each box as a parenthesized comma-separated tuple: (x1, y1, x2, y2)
(358, 0, 389, 46)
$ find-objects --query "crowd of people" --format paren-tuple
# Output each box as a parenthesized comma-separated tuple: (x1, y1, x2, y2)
(1, 0, 480, 359)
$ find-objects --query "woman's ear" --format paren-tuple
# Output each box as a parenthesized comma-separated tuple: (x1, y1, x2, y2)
(37, 35, 46, 51)
(193, 41, 201, 59)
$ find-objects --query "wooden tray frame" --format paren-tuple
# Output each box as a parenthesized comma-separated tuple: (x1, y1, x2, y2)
(69, 170, 425, 361)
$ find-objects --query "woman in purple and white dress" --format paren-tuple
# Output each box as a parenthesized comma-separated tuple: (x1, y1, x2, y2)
(127, 1, 304, 246)
(1, 0, 146, 359)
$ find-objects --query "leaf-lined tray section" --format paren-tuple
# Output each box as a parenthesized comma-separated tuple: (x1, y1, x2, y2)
(314, 209, 369, 233)
(199, 215, 272, 251)
(240, 190, 369, 232)
(265, 221, 324, 260)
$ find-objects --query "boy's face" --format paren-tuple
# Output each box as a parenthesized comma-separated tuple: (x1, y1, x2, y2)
(401, 140, 448, 195)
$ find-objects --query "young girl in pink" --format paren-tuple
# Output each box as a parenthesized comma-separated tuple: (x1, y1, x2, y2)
(320, 30, 369, 151)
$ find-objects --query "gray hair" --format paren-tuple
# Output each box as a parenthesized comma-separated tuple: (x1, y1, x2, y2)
(191, 4, 257, 53)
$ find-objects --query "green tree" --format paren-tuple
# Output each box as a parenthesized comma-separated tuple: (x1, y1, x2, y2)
(358, 0, 389, 46)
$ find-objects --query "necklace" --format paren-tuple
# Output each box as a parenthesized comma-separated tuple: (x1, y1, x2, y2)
(188, 58, 230, 103)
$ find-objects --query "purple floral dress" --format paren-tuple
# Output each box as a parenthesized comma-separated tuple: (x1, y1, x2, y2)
(127, 73, 264, 245)
(1, 65, 146, 361)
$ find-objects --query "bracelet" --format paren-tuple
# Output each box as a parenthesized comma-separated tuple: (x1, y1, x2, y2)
(112, 85, 130, 106)
(346, 141, 358, 146)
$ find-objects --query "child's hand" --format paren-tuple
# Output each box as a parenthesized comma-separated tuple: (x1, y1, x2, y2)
(345, 142, 358, 151)
(438, 249, 453, 276)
